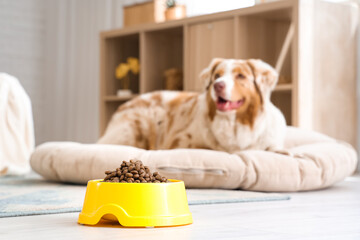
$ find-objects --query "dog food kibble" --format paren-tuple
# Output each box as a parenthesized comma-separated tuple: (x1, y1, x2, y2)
(102, 159, 169, 183)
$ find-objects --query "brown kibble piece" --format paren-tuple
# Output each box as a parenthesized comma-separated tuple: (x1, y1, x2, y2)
(102, 159, 170, 183)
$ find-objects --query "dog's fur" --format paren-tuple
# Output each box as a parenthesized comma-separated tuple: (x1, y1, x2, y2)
(98, 59, 286, 153)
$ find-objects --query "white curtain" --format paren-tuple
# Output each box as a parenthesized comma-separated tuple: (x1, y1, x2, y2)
(43, 0, 131, 143)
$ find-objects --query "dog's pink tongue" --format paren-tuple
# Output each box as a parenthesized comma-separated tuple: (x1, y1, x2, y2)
(217, 100, 243, 111)
(230, 101, 242, 109)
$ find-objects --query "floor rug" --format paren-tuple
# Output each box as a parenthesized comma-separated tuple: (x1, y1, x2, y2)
(0, 173, 290, 218)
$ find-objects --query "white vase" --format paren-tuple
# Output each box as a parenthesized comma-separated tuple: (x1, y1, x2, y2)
(116, 89, 133, 97)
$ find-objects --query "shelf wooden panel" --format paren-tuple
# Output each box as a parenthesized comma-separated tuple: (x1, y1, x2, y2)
(187, 18, 235, 92)
(274, 83, 292, 92)
(271, 91, 292, 125)
(103, 95, 138, 102)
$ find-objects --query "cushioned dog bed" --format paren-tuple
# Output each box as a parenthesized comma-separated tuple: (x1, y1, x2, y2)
(30, 127, 357, 192)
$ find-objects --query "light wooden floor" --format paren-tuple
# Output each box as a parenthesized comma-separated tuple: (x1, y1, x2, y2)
(1, 175, 359, 240)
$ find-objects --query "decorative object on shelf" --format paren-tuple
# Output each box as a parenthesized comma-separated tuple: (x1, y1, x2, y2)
(123, 0, 166, 27)
(164, 0, 186, 21)
(164, 68, 183, 90)
(278, 76, 291, 84)
(115, 57, 140, 97)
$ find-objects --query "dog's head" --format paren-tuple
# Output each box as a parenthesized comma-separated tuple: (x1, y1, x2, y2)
(201, 58, 278, 114)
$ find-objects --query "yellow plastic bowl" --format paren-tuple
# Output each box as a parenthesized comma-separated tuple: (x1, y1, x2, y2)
(78, 179, 193, 227)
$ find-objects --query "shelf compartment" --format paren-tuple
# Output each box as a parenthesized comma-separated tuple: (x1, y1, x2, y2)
(236, 12, 293, 85)
(142, 27, 183, 93)
(103, 33, 140, 96)
(100, 102, 124, 135)
(271, 91, 292, 125)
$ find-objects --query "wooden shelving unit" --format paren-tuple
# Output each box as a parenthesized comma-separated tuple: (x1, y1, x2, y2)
(100, 0, 358, 147)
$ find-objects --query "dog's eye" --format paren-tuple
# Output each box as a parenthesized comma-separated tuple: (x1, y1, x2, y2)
(214, 73, 220, 79)
(237, 73, 246, 79)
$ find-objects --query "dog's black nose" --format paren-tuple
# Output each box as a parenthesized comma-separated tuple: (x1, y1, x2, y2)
(214, 81, 225, 93)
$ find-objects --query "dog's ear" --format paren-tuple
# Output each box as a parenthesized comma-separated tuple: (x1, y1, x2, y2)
(246, 59, 278, 99)
(200, 58, 224, 91)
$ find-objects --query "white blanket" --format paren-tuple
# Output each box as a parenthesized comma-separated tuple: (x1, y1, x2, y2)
(0, 73, 34, 175)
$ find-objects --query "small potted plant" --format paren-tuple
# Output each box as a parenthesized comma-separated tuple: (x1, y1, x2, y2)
(164, 0, 186, 21)
(115, 57, 140, 97)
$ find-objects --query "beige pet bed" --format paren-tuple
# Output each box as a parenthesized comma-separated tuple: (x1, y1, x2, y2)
(30, 127, 357, 192)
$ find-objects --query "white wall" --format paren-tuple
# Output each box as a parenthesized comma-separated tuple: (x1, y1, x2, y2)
(176, 0, 254, 16)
